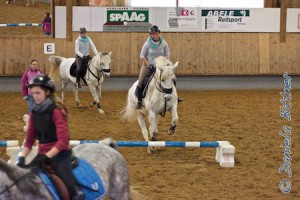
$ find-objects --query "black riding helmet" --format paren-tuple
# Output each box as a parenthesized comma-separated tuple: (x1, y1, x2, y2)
(149, 25, 160, 33)
(28, 75, 55, 93)
(79, 27, 87, 34)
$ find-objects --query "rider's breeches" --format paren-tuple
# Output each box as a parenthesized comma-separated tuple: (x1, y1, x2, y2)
(137, 65, 149, 87)
(75, 55, 83, 71)
(50, 150, 78, 197)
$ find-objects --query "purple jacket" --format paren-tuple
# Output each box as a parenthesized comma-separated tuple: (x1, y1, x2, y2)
(21, 68, 42, 97)
(42, 16, 51, 34)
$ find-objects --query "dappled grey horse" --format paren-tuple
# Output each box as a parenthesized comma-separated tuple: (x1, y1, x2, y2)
(0, 141, 131, 200)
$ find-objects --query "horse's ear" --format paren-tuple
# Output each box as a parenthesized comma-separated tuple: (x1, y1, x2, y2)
(108, 51, 112, 57)
(172, 61, 179, 70)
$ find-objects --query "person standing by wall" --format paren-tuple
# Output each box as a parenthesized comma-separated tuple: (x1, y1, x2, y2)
(21, 59, 43, 114)
(41, 11, 51, 36)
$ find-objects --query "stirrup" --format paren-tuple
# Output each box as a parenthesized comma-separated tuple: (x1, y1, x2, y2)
(135, 101, 142, 109)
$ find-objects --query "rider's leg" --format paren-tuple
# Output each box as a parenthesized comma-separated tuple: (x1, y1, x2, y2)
(173, 79, 184, 103)
(75, 55, 83, 88)
(136, 65, 149, 109)
(50, 150, 81, 199)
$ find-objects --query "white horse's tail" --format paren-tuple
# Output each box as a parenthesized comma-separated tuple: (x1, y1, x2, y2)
(48, 56, 65, 84)
(121, 85, 138, 122)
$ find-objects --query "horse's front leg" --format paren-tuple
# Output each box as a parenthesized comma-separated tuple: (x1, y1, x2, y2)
(168, 105, 179, 135)
(61, 81, 68, 103)
(72, 85, 82, 107)
(89, 85, 104, 114)
(98, 84, 102, 100)
(148, 111, 159, 141)
(136, 112, 151, 152)
(147, 111, 159, 153)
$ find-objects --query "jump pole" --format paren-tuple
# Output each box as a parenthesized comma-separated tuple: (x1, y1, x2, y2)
(0, 140, 19, 147)
(4, 140, 235, 167)
(0, 23, 42, 27)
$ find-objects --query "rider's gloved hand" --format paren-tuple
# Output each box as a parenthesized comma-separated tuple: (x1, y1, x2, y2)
(83, 55, 91, 60)
(16, 157, 27, 168)
(28, 155, 49, 167)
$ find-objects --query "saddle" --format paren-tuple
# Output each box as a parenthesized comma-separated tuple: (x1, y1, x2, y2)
(135, 64, 156, 99)
(70, 57, 90, 85)
(37, 156, 105, 200)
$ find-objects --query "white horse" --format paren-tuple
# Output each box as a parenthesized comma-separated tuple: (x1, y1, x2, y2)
(5, 0, 35, 6)
(0, 141, 131, 200)
(49, 52, 112, 114)
(121, 56, 179, 153)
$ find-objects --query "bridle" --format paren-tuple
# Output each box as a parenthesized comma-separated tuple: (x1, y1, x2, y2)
(87, 56, 111, 85)
(0, 171, 32, 196)
(153, 69, 174, 117)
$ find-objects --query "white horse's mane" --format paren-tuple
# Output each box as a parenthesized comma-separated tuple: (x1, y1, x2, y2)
(90, 52, 111, 71)
(154, 56, 173, 67)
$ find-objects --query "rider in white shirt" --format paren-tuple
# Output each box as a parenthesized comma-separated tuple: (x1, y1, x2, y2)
(75, 27, 98, 88)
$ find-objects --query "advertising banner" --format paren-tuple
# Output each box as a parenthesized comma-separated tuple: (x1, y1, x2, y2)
(202, 10, 250, 31)
(104, 7, 151, 32)
(167, 8, 197, 28)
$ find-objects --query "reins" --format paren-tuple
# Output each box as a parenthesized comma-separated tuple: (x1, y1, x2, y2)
(86, 55, 110, 86)
(153, 71, 173, 117)
(0, 171, 32, 195)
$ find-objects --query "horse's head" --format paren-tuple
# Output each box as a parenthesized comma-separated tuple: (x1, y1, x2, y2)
(155, 56, 179, 101)
(93, 51, 112, 78)
(0, 159, 51, 199)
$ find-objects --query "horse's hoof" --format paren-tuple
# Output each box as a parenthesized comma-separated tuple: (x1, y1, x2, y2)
(89, 102, 97, 108)
(89, 103, 94, 108)
(168, 125, 176, 135)
(98, 109, 105, 114)
(147, 147, 156, 154)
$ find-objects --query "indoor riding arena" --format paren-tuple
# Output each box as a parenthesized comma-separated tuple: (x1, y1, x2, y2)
(0, 1, 300, 200)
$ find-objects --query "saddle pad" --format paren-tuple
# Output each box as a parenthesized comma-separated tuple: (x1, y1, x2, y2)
(38, 170, 61, 200)
(73, 158, 105, 200)
(70, 62, 77, 77)
(38, 158, 105, 200)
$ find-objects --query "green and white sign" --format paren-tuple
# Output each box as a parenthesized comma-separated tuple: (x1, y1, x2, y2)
(104, 8, 151, 32)
(202, 10, 250, 31)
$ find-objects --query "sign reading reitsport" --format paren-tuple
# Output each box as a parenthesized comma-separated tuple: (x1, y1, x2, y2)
(202, 10, 250, 31)
(104, 7, 151, 32)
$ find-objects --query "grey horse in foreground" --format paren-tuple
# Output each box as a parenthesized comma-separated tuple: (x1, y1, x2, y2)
(0, 141, 131, 200)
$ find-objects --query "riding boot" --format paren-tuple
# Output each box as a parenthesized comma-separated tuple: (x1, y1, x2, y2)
(173, 79, 183, 103)
(71, 193, 85, 200)
(135, 86, 142, 109)
(76, 70, 81, 89)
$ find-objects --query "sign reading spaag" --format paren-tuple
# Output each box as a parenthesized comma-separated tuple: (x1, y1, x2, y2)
(104, 8, 151, 32)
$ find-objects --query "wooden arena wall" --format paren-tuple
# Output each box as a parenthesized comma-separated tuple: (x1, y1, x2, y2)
(0, 32, 300, 76)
